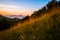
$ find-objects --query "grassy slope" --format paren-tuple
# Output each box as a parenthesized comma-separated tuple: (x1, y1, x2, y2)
(0, 13, 60, 40)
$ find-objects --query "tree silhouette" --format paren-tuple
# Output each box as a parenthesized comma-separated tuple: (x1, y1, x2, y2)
(46, 0, 57, 11)
(21, 16, 30, 22)
(31, 0, 60, 18)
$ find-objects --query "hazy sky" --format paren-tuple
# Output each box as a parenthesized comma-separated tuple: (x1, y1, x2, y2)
(0, 0, 50, 16)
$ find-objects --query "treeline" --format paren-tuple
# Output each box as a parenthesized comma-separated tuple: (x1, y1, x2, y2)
(20, 0, 60, 22)
(31, 0, 60, 18)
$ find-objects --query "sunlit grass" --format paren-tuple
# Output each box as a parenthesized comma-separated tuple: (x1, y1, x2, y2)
(0, 12, 60, 40)
(0, 5, 60, 40)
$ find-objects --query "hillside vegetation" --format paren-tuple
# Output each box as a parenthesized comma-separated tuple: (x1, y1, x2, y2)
(0, 0, 60, 40)
(0, 12, 60, 40)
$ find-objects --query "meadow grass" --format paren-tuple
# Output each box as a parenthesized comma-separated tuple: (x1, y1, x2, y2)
(0, 13, 60, 40)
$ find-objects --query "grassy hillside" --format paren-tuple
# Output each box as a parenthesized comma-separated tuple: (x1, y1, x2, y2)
(0, 0, 60, 40)
(0, 13, 60, 40)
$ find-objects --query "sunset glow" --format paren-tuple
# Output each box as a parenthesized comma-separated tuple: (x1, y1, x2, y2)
(0, 3, 33, 16)
(0, 0, 50, 16)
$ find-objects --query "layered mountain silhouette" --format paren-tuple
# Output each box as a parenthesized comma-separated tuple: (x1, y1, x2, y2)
(5, 15, 24, 19)
(0, 15, 23, 31)
(0, 15, 29, 31)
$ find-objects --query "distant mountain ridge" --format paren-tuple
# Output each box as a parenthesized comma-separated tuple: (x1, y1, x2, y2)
(0, 15, 23, 31)
(5, 15, 24, 19)
(0, 15, 29, 31)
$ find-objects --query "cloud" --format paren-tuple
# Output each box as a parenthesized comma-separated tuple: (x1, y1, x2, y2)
(0, 3, 33, 11)
(0, 3, 22, 11)
(0, 3, 33, 16)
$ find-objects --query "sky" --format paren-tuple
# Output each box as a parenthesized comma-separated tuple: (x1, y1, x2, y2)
(0, 0, 50, 16)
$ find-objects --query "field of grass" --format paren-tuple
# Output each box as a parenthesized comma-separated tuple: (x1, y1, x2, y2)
(0, 13, 60, 40)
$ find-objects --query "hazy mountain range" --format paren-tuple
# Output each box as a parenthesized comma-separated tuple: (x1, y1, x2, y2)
(5, 15, 24, 19)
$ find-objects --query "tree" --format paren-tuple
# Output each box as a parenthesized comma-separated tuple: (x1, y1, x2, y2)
(46, 0, 57, 11)
(21, 16, 30, 22)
